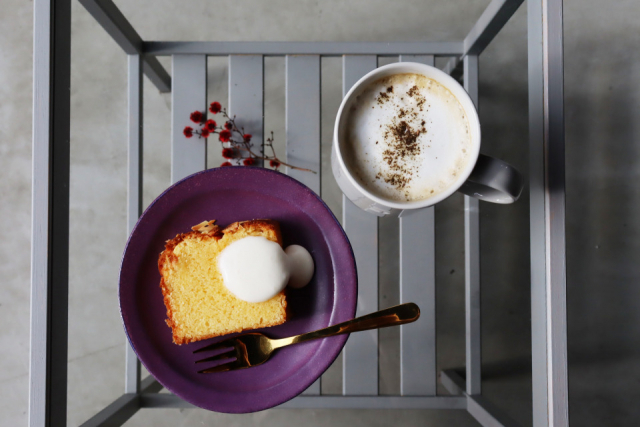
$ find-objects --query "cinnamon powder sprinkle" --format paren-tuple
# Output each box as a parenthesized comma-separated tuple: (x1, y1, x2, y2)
(378, 119, 423, 195)
(377, 91, 390, 105)
(391, 120, 421, 147)
(373, 79, 431, 199)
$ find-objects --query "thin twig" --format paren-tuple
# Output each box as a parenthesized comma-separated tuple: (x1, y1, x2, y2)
(187, 104, 316, 173)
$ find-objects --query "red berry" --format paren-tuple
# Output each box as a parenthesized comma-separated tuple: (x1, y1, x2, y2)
(222, 148, 234, 159)
(219, 129, 232, 143)
(270, 159, 280, 168)
(209, 102, 222, 114)
(220, 161, 232, 167)
(243, 134, 252, 142)
(201, 128, 210, 138)
(183, 126, 193, 138)
(205, 119, 217, 131)
(224, 121, 233, 130)
(243, 157, 256, 166)
(190, 111, 204, 123)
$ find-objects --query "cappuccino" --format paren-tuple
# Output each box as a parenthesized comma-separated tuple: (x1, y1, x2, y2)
(342, 73, 472, 202)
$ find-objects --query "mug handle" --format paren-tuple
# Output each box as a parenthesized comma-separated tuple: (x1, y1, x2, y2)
(457, 154, 524, 204)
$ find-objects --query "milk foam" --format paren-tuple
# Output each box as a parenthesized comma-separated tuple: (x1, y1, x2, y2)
(343, 73, 472, 202)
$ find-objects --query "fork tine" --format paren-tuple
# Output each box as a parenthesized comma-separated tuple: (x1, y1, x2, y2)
(194, 350, 235, 365)
(197, 359, 239, 374)
(193, 337, 236, 354)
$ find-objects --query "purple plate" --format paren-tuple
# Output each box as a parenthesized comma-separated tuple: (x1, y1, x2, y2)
(119, 167, 357, 413)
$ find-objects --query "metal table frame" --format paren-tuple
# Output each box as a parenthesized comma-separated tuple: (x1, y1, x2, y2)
(30, 0, 568, 425)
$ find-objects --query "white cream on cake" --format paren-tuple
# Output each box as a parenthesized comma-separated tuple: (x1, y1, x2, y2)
(342, 73, 472, 202)
(218, 236, 315, 303)
(218, 236, 290, 303)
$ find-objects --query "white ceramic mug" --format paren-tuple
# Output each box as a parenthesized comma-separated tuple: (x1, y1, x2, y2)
(332, 62, 524, 216)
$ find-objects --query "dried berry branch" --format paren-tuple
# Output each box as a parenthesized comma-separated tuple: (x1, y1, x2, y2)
(183, 101, 315, 173)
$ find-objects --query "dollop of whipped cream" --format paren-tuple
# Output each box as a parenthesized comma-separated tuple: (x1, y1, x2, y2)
(218, 236, 315, 303)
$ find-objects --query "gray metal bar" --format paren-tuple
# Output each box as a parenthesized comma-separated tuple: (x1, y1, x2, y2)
(468, 395, 521, 427)
(442, 56, 463, 81)
(442, 57, 463, 82)
(400, 55, 435, 64)
(442, 57, 460, 75)
(528, 1, 547, 422)
(30, 0, 71, 425)
(141, 59, 171, 94)
(440, 370, 521, 427)
(464, 55, 481, 397)
(341, 55, 379, 396)
(285, 55, 321, 193)
(171, 55, 207, 183)
(397, 55, 436, 397)
(282, 395, 467, 410)
(140, 394, 194, 409)
(440, 369, 465, 396)
(126, 53, 143, 242)
(79, 376, 160, 427)
(78, 0, 140, 53)
(139, 375, 163, 394)
(78, 0, 170, 92)
(144, 41, 463, 56)
(528, 0, 569, 425)
(463, 0, 524, 56)
(445, 0, 523, 79)
(79, 394, 140, 427)
(229, 55, 264, 166)
(398, 207, 435, 395)
(286, 55, 321, 395)
(125, 54, 142, 395)
(139, 394, 467, 410)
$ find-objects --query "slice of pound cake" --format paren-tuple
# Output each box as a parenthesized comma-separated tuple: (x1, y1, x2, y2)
(158, 219, 287, 345)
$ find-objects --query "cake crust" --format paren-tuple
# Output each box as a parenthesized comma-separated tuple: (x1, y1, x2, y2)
(158, 219, 287, 345)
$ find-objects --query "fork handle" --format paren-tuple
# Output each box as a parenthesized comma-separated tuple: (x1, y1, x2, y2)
(273, 302, 420, 348)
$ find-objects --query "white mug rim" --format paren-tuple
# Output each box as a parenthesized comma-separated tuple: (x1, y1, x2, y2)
(333, 62, 482, 210)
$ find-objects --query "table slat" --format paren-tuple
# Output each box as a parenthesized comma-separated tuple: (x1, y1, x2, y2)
(285, 55, 321, 193)
(463, 55, 481, 395)
(396, 55, 437, 396)
(125, 54, 143, 394)
(286, 55, 321, 395)
(229, 55, 264, 166)
(341, 55, 379, 395)
(171, 55, 207, 183)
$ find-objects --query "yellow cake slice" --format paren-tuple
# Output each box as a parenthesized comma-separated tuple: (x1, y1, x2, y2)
(158, 219, 287, 345)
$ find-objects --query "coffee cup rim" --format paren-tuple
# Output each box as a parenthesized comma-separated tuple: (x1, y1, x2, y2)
(333, 62, 482, 210)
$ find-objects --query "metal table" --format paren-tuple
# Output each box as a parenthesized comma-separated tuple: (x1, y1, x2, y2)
(30, 0, 568, 425)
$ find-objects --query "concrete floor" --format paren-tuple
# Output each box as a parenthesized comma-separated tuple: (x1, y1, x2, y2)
(2, 0, 640, 425)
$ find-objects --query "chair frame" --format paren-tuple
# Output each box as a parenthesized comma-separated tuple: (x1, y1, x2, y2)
(29, 0, 568, 425)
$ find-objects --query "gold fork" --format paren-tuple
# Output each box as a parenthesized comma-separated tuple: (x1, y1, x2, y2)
(194, 302, 420, 373)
